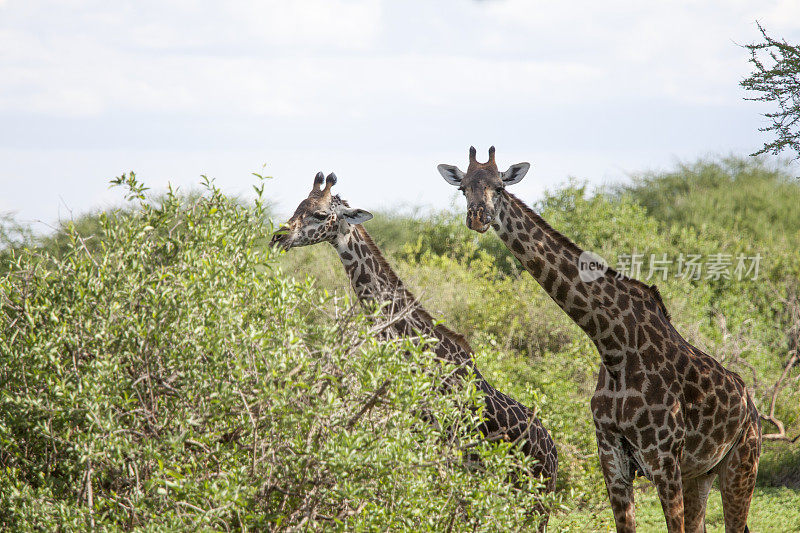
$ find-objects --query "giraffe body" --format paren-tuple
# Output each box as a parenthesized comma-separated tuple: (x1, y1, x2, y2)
(439, 148, 761, 533)
(270, 173, 558, 502)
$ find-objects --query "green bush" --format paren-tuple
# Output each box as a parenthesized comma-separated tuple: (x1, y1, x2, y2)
(0, 175, 555, 531)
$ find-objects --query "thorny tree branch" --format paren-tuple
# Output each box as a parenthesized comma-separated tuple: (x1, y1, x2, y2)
(741, 22, 800, 161)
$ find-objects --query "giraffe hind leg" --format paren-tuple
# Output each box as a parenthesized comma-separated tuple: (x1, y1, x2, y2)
(718, 422, 760, 533)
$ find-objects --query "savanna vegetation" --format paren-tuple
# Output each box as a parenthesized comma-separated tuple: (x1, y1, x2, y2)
(1, 157, 798, 531)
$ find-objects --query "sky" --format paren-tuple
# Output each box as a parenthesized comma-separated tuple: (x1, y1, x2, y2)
(1, 0, 799, 228)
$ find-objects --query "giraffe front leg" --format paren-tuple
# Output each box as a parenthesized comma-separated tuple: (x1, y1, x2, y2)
(652, 456, 685, 533)
(683, 473, 715, 533)
(596, 435, 636, 532)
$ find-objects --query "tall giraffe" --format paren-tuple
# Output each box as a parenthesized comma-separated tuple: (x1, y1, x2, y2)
(438, 147, 761, 533)
(269, 172, 558, 502)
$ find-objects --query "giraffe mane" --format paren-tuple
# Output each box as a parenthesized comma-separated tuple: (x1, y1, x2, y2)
(647, 284, 671, 322)
(503, 191, 672, 322)
(354, 224, 475, 356)
(331, 194, 349, 208)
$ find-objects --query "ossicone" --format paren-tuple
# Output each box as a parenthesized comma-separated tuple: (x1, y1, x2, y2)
(324, 172, 337, 191)
(312, 171, 325, 191)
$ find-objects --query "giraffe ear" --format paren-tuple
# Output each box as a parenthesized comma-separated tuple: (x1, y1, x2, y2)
(437, 164, 465, 186)
(340, 208, 373, 225)
(500, 162, 530, 185)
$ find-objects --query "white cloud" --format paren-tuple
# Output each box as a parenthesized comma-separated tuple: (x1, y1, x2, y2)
(1, 0, 800, 224)
(0, 0, 385, 116)
(1, 0, 798, 119)
(473, 0, 800, 105)
(117, 1, 383, 53)
(760, 0, 800, 32)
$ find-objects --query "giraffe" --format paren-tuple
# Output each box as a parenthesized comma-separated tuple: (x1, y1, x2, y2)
(438, 147, 761, 533)
(269, 172, 558, 511)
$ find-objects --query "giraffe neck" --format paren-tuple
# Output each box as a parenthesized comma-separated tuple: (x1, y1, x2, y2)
(331, 224, 558, 489)
(493, 190, 663, 364)
(333, 224, 473, 366)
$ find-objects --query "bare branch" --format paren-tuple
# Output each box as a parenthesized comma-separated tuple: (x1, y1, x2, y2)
(760, 352, 800, 442)
(347, 379, 391, 429)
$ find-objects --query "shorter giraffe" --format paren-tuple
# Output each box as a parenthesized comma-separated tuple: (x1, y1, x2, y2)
(270, 172, 558, 503)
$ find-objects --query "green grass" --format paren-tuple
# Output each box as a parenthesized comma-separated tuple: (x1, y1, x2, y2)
(550, 485, 800, 532)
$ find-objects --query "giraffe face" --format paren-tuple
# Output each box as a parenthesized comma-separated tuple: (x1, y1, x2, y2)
(270, 172, 373, 250)
(438, 146, 530, 233)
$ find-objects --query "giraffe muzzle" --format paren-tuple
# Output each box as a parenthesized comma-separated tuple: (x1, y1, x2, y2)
(269, 228, 290, 250)
(467, 206, 491, 233)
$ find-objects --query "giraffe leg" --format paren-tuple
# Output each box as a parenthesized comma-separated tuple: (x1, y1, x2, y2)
(718, 421, 760, 533)
(683, 473, 715, 533)
(596, 435, 635, 532)
(652, 457, 685, 533)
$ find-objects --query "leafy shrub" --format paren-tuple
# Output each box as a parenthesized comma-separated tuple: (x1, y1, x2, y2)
(0, 175, 554, 530)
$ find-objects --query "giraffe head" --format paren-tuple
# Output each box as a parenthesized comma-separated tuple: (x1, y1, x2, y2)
(437, 146, 530, 233)
(269, 172, 373, 250)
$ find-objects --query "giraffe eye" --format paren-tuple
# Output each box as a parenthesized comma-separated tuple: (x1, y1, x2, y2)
(311, 212, 327, 220)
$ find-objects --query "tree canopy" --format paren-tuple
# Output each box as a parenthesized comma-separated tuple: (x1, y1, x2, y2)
(741, 23, 800, 161)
